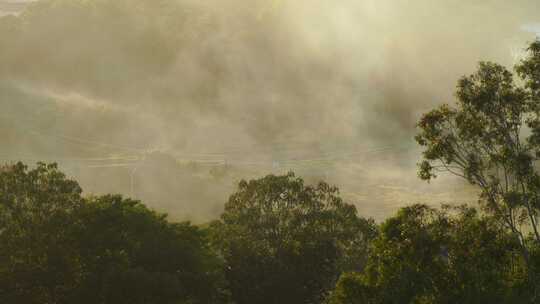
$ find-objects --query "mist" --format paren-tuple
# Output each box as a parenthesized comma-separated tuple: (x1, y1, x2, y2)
(1, 0, 539, 221)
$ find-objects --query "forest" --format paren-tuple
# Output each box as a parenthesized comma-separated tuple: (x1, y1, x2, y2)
(3, 0, 540, 303)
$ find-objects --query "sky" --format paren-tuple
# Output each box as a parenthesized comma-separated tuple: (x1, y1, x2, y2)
(1, 0, 539, 221)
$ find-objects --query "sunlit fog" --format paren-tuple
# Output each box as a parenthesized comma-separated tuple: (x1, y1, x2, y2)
(1, 0, 539, 221)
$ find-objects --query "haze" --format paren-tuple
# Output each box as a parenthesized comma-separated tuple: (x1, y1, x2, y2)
(1, 0, 539, 221)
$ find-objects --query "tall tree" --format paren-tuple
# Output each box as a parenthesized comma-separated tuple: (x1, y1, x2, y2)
(211, 172, 376, 304)
(415, 41, 540, 261)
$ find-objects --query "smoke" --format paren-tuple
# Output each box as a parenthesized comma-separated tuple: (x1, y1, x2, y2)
(0, 0, 539, 221)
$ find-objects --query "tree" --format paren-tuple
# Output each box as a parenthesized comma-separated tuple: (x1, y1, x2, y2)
(0, 162, 228, 304)
(72, 194, 229, 304)
(329, 205, 520, 304)
(415, 41, 540, 270)
(211, 172, 376, 304)
(328, 272, 375, 304)
(0, 162, 84, 303)
(363, 205, 451, 303)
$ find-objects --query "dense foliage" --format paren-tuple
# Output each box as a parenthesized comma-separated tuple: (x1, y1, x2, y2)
(0, 163, 227, 304)
(329, 205, 528, 304)
(3, 161, 540, 303)
(211, 173, 376, 304)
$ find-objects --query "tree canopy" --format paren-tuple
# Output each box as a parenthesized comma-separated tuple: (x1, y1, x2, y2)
(330, 204, 523, 304)
(211, 172, 376, 304)
(0, 162, 226, 304)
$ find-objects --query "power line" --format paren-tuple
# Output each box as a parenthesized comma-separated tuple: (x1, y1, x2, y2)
(1, 112, 419, 167)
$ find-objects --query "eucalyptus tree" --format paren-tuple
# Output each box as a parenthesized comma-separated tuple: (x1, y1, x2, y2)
(415, 41, 540, 265)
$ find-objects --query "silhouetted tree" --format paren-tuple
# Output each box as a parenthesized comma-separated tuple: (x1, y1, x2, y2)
(0, 162, 227, 304)
(415, 41, 540, 291)
(211, 172, 376, 304)
(72, 195, 229, 304)
(330, 205, 520, 304)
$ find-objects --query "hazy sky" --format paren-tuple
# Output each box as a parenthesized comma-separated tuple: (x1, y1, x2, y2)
(1, 0, 539, 221)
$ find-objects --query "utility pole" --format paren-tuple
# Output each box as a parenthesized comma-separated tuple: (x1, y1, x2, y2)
(129, 154, 146, 198)
(130, 165, 138, 198)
